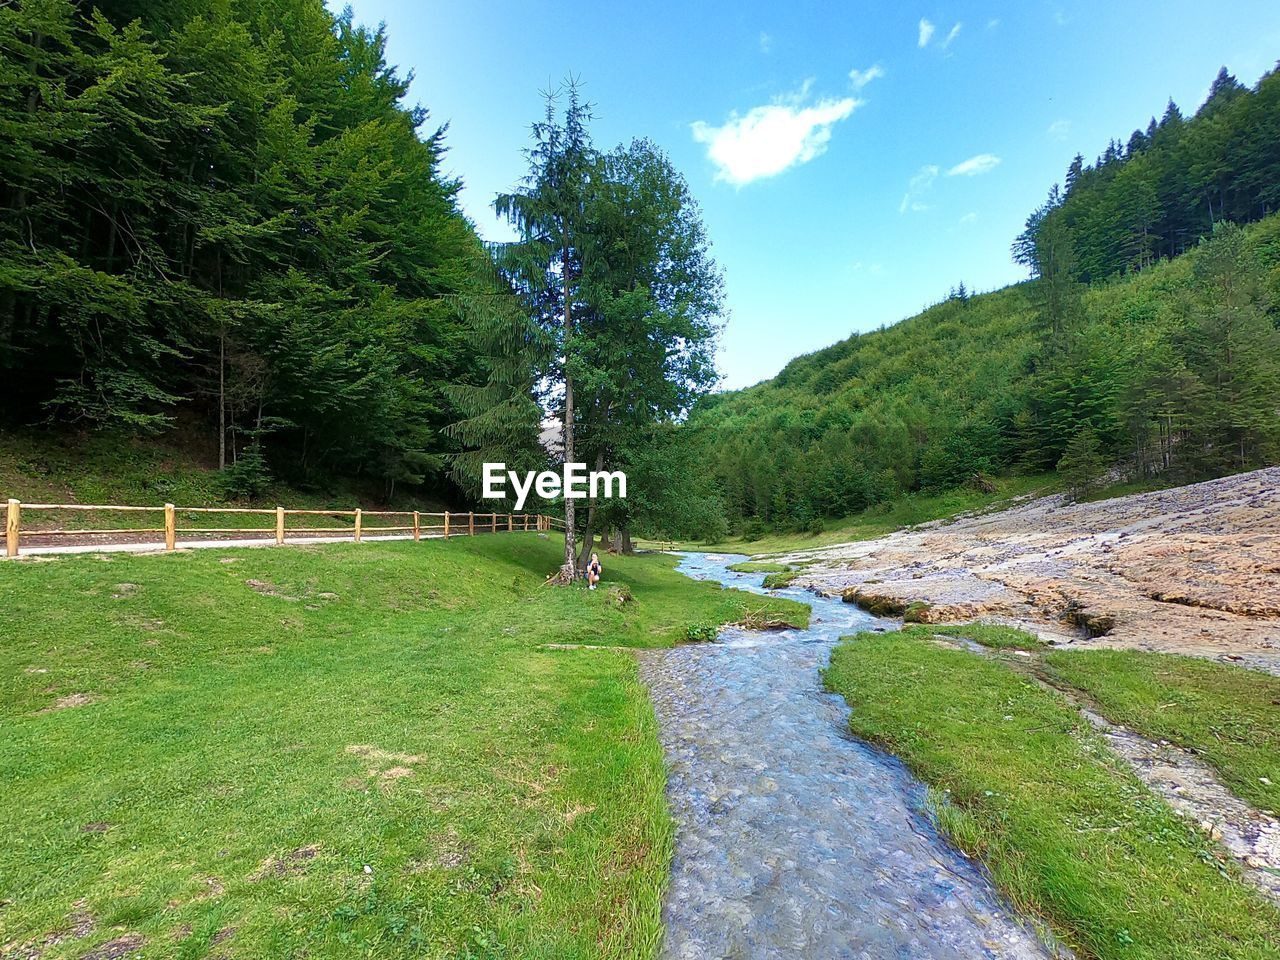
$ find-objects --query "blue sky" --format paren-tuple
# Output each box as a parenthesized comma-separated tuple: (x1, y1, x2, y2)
(338, 0, 1280, 389)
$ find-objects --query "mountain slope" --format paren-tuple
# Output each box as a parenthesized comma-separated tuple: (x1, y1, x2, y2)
(684, 214, 1280, 535)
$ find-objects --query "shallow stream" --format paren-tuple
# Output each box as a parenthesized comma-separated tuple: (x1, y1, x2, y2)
(639, 552, 1057, 959)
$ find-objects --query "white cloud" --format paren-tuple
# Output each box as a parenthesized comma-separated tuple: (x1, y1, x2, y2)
(691, 89, 861, 186)
(947, 153, 1001, 176)
(759, 31, 773, 54)
(1047, 119, 1071, 141)
(987, 18, 1001, 29)
(958, 211, 978, 225)
(899, 164, 939, 213)
(918, 19, 962, 50)
(848, 64, 884, 90)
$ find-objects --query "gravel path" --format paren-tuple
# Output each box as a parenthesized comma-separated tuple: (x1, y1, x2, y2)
(7, 533, 434, 556)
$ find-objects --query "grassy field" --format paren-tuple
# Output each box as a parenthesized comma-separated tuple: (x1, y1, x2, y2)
(1043, 650, 1280, 813)
(0, 535, 805, 959)
(823, 629, 1280, 960)
(916, 623, 1047, 651)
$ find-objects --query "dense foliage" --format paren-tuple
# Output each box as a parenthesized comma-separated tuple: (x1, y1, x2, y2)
(453, 87, 724, 567)
(1017, 66, 1280, 282)
(0, 0, 497, 496)
(686, 283, 1040, 532)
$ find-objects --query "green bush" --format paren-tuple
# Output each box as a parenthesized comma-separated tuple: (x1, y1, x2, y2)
(218, 445, 272, 499)
(685, 623, 719, 643)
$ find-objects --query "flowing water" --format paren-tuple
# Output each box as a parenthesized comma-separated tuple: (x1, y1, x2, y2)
(639, 552, 1058, 960)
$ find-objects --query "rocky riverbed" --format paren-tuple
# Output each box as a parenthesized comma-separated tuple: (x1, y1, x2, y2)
(775, 467, 1280, 674)
(640, 554, 1060, 959)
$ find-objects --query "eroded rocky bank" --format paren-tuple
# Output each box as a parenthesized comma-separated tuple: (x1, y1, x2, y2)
(775, 467, 1280, 674)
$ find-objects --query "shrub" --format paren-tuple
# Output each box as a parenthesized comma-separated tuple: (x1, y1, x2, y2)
(685, 623, 719, 643)
(218, 445, 272, 499)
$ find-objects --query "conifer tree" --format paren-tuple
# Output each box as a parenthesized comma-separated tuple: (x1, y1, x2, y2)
(1057, 425, 1105, 501)
(491, 82, 597, 579)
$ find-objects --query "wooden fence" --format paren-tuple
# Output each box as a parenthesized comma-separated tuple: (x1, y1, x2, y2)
(3, 498, 557, 558)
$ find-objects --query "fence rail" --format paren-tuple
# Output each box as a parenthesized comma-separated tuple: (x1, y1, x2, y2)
(3, 498, 556, 558)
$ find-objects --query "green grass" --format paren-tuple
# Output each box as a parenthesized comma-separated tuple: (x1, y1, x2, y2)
(916, 623, 1047, 651)
(823, 629, 1280, 959)
(1043, 650, 1280, 813)
(0, 534, 806, 959)
(724, 561, 788, 574)
(667, 473, 1052, 556)
(761, 570, 802, 589)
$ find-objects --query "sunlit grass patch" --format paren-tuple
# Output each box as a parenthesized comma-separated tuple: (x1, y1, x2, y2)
(725, 561, 789, 574)
(1043, 649, 1280, 813)
(0, 535, 804, 959)
(823, 629, 1280, 959)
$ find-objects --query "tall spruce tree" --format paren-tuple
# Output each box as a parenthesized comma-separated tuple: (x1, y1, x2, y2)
(570, 138, 722, 566)
(492, 83, 597, 579)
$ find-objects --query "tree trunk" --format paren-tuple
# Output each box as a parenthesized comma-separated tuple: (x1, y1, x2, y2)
(218, 327, 226, 471)
(620, 528, 633, 554)
(560, 237, 577, 580)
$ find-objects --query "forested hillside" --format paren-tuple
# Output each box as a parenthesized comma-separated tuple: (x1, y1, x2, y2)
(684, 66, 1280, 537)
(0, 0, 499, 498)
(1018, 67, 1280, 281)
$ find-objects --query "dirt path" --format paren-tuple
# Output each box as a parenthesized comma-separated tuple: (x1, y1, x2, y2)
(4, 532, 435, 557)
(777, 467, 1280, 673)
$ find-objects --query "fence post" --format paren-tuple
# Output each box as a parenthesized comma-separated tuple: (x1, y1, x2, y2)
(507, 513, 513, 532)
(469, 512, 474, 536)
(413, 511, 420, 542)
(353, 508, 362, 544)
(523, 514, 529, 531)
(444, 511, 450, 539)
(276, 506, 285, 545)
(491, 513, 497, 534)
(163, 503, 176, 552)
(6, 499, 19, 558)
